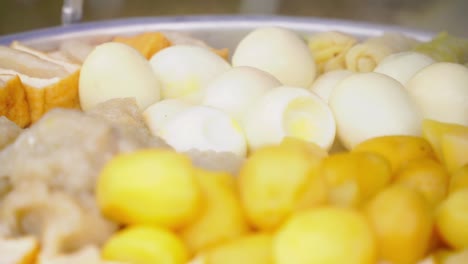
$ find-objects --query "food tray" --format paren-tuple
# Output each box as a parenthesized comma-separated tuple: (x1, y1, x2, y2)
(0, 15, 434, 51)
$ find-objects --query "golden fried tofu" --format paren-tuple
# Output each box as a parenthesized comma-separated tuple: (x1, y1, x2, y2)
(113, 32, 172, 59)
(213, 47, 230, 61)
(22, 70, 80, 122)
(0, 74, 30, 127)
(0, 45, 81, 123)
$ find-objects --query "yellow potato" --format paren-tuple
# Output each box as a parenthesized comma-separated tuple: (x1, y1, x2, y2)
(113, 32, 172, 59)
(352, 135, 436, 173)
(102, 225, 188, 264)
(319, 152, 392, 207)
(180, 169, 249, 254)
(449, 165, 468, 194)
(307, 31, 357, 73)
(96, 149, 201, 229)
(436, 190, 468, 250)
(363, 185, 434, 264)
(0, 75, 30, 128)
(192, 233, 273, 264)
(274, 207, 377, 264)
(423, 119, 468, 172)
(394, 158, 449, 207)
(441, 131, 468, 173)
(280, 136, 328, 158)
(239, 145, 326, 230)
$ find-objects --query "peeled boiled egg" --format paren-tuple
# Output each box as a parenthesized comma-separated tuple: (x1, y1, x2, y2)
(309, 70, 354, 103)
(149, 45, 231, 103)
(160, 105, 247, 157)
(374, 51, 435, 85)
(232, 27, 316, 88)
(143, 98, 193, 137)
(202, 66, 281, 122)
(406, 62, 468, 126)
(244, 86, 336, 150)
(79, 42, 161, 111)
(329, 72, 421, 149)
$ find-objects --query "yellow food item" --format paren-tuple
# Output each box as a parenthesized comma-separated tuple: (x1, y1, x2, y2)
(363, 185, 433, 264)
(113, 32, 172, 59)
(0, 44, 81, 123)
(212, 48, 230, 61)
(10, 41, 80, 73)
(191, 233, 273, 264)
(0, 236, 39, 264)
(426, 249, 451, 264)
(280, 136, 328, 158)
(24, 70, 80, 122)
(274, 207, 377, 264)
(307, 31, 357, 73)
(238, 144, 326, 230)
(319, 152, 392, 207)
(353, 135, 436, 173)
(413, 32, 468, 64)
(0, 74, 30, 127)
(449, 165, 468, 194)
(441, 131, 468, 173)
(422, 119, 468, 172)
(102, 225, 188, 264)
(394, 158, 449, 207)
(345, 32, 419, 72)
(436, 189, 468, 250)
(96, 149, 201, 229)
(180, 169, 249, 254)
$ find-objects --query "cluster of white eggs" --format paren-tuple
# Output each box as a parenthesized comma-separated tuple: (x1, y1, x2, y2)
(78, 27, 468, 157)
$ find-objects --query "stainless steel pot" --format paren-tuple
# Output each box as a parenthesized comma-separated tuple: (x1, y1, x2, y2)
(0, 15, 434, 52)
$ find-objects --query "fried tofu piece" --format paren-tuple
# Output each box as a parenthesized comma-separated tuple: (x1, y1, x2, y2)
(213, 48, 230, 61)
(21, 70, 80, 122)
(0, 45, 81, 124)
(0, 75, 30, 128)
(113, 32, 172, 59)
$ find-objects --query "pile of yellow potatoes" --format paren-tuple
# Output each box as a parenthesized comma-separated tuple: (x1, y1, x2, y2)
(94, 118, 468, 264)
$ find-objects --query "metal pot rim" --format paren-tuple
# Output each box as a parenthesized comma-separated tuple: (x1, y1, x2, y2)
(0, 14, 434, 47)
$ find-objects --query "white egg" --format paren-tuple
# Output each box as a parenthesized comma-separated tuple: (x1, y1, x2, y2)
(309, 70, 354, 103)
(406, 62, 468, 126)
(244, 86, 336, 150)
(79, 42, 161, 111)
(232, 27, 316, 88)
(329, 72, 422, 149)
(160, 105, 247, 156)
(202, 66, 281, 122)
(149, 45, 231, 103)
(374, 51, 435, 85)
(143, 98, 193, 137)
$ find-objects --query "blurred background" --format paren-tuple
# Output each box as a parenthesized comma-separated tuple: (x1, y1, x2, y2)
(0, 0, 467, 36)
